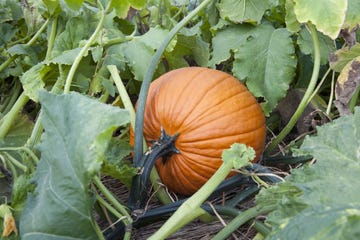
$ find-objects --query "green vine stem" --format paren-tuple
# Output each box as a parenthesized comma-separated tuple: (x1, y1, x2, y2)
(148, 144, 253, 240)
(63, 0, 110, 93)
(133, 0, 215, 167)
(0, 18, 50, 73)
(108, 65, 173, 206)
(95, 195, 131, 240)
(25, 18, 62, 149)
(265, 23, 321, 154)
(93, 176, 132, 239)
(0, 92, 29, 139)
(45, 16, 58, 61)
(212, 205, 275, 240)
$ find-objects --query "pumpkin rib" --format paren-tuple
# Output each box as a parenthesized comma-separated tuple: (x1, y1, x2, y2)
(177, 89, 254, 134)
(177, 115, 265, 146)
(157, 155, 208, 195)
(154, 68, 212, 129)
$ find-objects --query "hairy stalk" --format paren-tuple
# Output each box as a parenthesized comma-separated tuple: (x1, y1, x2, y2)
(265, 23, 321, 154)
(64, 0, 110, 93)
(133, 0, 215, 167)
(148, 157, 236, 240)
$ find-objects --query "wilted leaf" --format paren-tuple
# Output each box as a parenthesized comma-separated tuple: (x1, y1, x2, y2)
(0, 204, 18, 237)
(232, 24, 297, 115)
(217, 0, 270, 24)
(334, 56, 360, 115)
(257, 107, 360, 239)
(20, 92, 129, 239)
(293, 0, 347, 39)
(329, 43, 360, 72)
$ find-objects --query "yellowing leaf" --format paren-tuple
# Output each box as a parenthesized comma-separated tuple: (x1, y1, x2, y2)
(0, 204, 18, 237)
(293, 0, 347, 39)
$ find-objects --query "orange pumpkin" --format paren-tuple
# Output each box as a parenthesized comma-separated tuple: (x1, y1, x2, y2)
(133, 67, 266, 196)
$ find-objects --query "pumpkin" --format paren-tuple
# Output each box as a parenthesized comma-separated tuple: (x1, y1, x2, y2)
(133, 67, 266, 196)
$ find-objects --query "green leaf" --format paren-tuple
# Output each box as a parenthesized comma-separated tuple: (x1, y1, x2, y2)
(7, 44, 38, 64)
(47, 47, 82, 65)
(285, 0, 301, 33)
(257, 107, 360, 239)
(343, 0, 360, 31)
(19, 63, 50, 102)
(329, 43, 360, 72)
(109, 27, 176, 81)
(221, 143, 255, 169)
(217, 0, 270, 24)
(20, 91, 129, 239)
(111, 0, 131, 19)
(209, 24, 254, 66)
(293, 0, 347, 39)
(63, 0, 84, 11)
(51, 16, 95, 59)
(297, 27, 336, 65)
(128, 0, 146, 9)
(42, 0, 61, 15)
(232, 24, 297, 115)
(0, 113, 34, 147)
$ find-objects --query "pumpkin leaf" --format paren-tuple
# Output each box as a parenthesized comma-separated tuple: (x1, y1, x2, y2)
(63, 0, 84, 11)
(19, 62, 54, 102)
(221, 143, 255, 169)
(19, 91, 129, 239)
(232, 24, 297, 115)
(293, 0, 347, 39)
(343, 0, 360, 31)
(334, 56, 360, 115)
(285, 0, 301, 33)
(256, 107, 360, 239)
(217, 0, 270, 24)
(297, 27, 336, 65)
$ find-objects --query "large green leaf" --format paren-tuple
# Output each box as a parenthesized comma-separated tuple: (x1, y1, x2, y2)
(217, 0, 270, 24)
(293, 0, 347, 39)
(209, 24, 254, 67)
(257, 107, 360, 239)
(20, 92, 129, 239)
(232, 24, 297, 115)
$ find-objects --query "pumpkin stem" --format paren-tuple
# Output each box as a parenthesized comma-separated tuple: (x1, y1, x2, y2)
(128, 128, 180, 211)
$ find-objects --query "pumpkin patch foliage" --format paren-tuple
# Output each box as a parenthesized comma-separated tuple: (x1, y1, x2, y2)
(0, 0, 359, 239)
